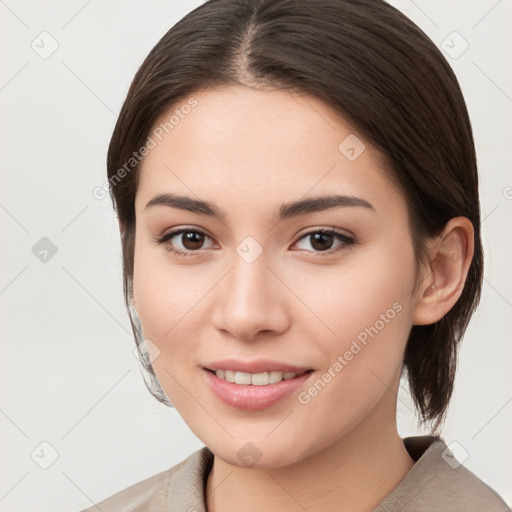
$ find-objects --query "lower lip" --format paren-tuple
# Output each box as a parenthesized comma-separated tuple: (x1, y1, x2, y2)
(202, 369, 313, 411)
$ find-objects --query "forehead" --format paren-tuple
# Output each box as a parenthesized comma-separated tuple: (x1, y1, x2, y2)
(135, 86, 404, 220)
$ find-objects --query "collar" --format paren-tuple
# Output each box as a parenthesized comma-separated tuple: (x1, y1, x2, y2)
(165, 435, 443, 511)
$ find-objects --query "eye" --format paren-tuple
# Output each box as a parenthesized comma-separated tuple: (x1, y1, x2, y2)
(291, 229, 355, 255)
(154, 227, 216, 257)
(154, 226, 355, 257)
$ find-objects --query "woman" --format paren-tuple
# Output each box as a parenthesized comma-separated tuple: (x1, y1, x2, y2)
(82, 0, 510, 510)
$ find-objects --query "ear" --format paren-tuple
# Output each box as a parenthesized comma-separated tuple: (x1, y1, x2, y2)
(412, 217, 474, 326)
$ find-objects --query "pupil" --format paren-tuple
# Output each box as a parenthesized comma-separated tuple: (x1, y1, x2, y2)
(311, 233, 333, 251)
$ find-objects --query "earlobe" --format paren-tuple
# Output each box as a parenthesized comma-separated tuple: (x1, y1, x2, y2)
(412, 217, 474, 326)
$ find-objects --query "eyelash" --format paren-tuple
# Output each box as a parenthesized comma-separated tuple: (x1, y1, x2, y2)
(154, 226, 356, 258)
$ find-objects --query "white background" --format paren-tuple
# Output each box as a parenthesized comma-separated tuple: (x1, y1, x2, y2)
(0, 1, 510, 510)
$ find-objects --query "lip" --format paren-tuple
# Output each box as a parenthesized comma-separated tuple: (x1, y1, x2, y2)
(202, 367, 314, 411)
(204, 358, 312, 374)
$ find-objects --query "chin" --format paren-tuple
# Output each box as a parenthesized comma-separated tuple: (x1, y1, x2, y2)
(202, 432, 313, 470)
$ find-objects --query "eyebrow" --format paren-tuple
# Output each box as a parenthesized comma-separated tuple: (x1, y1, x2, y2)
(144, 193, 375, 222)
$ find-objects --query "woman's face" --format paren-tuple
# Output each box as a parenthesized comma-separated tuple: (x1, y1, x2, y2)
(132, 86, 421, 468)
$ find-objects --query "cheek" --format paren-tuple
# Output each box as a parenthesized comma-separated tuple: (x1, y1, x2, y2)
(132, 241, 204, 352)
(132, 248, 209, 409)
(300, 243, 416, 342)
(297, 242, 416, 406)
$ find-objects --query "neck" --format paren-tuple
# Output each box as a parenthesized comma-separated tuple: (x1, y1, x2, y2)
(206, 397, 415, 512)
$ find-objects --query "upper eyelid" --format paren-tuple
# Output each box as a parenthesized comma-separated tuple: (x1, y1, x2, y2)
(292, 226, 354, 242)
(158, 227, 216, 245)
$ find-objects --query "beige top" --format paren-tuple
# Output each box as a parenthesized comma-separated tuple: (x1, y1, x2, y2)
(80, 436, 510, 511)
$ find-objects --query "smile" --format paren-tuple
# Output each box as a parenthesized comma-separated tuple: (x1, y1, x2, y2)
(203, 367, 315, 411)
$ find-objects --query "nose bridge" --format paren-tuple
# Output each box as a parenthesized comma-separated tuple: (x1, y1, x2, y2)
(212, 242, 289, 339)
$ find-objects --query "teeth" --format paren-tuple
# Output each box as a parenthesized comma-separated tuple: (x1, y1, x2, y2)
(235, 371, 252, 385)
(269, 371, 283, 383)
(214, 369, 299, 385)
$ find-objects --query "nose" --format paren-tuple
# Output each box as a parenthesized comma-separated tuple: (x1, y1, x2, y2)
(211, 250, 291, 341)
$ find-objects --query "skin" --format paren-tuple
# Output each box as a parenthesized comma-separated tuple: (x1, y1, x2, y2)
(131, 86, 473, 512)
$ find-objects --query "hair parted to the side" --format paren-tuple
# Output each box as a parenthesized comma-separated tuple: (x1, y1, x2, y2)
(107, 0, 483, 431)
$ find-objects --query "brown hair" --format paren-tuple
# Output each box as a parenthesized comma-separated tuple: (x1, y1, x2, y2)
(107, 0, 483, 430)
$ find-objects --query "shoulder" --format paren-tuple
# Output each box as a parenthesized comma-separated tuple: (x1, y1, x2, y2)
(375, 436, 511, 512)
(78, 446, 213, 512)
(423, 447, 511, 512)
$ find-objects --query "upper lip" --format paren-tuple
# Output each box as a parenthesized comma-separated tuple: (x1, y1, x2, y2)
(204, 359, 313, 374)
